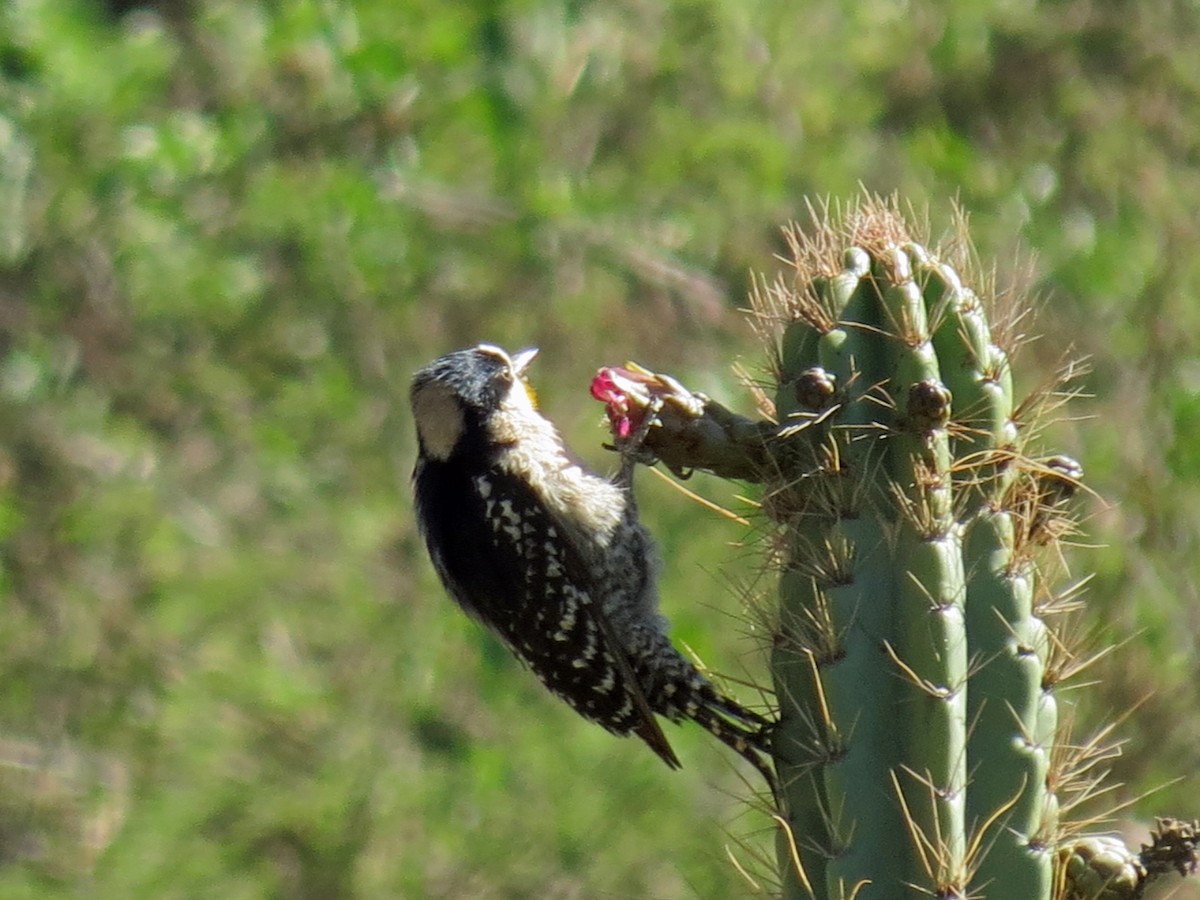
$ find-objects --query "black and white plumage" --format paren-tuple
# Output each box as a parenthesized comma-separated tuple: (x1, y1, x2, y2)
(410, 343, 773, 781)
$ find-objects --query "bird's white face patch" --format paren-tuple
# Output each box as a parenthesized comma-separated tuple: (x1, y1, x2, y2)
(412, 380, 464, 461)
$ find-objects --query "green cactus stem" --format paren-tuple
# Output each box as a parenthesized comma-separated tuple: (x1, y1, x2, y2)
(753, 227, 977, 897)
(784, 249, 916, 899)
(920, 241, 1058, 897)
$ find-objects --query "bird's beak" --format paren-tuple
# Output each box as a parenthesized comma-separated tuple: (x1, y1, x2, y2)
(511, 347, 539, 377)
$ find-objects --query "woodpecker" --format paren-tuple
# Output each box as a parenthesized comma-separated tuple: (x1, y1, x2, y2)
(410, 343, 774, 785)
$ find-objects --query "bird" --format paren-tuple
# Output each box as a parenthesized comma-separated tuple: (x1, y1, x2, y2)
(409, 342, 775, 787)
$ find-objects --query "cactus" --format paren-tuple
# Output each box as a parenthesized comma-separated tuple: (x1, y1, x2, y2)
(591, 198, 1197, 899)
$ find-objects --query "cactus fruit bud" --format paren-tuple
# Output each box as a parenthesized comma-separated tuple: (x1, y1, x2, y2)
(1059, 836, 1143, 900)
(1057, 818, 1200, 899)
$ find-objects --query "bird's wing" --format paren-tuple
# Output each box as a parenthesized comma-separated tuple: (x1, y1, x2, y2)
(423, 461, 679, 768)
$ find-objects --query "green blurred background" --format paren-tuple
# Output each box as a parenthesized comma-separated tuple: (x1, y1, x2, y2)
(1, 0, 1198, 897)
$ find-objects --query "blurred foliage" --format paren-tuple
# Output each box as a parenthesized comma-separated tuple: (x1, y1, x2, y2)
(0, 0, 1198, 896)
